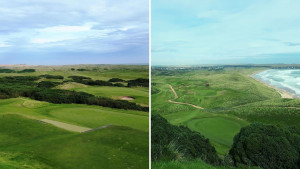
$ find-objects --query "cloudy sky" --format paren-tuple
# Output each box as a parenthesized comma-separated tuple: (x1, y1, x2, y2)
(0, 0, 149, 65)
(152, 0, 300, 65)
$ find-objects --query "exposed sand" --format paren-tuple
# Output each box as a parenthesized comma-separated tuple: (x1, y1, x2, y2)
(168, 84, 204, 109)
(120, 96, 134, 100)
(251, 74, 295, 99)
(41, 119, 91, 133)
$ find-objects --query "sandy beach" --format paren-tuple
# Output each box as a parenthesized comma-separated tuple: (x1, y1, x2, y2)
(251, 71, 296, 99)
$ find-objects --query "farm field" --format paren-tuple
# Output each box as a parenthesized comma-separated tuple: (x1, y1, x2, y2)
(151, 67, 300, 168)
(0, 65, 149, 169)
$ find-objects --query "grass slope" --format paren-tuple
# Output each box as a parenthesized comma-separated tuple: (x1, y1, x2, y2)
(0, 65, 149, 169)
(152, 67, 300, 168)
(0, 110, 148, 169)
(152, 160, 259, 169)
(57, 84, 149, 106)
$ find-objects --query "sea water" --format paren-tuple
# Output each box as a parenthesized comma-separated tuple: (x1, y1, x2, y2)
(254, 69, 300, 98)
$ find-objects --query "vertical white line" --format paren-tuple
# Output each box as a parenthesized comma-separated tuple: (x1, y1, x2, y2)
(149, 0, 152, 168)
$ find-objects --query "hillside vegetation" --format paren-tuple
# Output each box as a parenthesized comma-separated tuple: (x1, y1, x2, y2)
(0, 65, 149, 169)
(152, 67, 300, 169)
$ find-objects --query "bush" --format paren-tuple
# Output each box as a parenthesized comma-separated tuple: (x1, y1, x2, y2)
(77, 68, 89, 71)
(0, 75, 148, 112)
(0, 69, 16, 73)
(127, 78, 149, 87)
(229, 123, 300, 169)
(108, 78, 125, 82)
(152, 114, 220, 165)
(39, 74, 64, 79)
(37, 81, 61, 88)
(18, 69, 35, 73)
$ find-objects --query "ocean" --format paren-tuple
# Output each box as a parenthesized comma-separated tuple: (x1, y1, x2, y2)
(253, 69, 300, 98)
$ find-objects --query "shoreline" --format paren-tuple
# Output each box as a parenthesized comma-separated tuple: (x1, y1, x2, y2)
(251, 71, 297, 99)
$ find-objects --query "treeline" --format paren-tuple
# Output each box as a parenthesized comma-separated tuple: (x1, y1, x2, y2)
(152, 115, 300, 169)
(0, 76, 148, 112)
(152, 114, 220, 165)
(68, 76, 125, 87)
(108, 78, 125, 82)
(127, 78, 149, 87)
(37, 81, 62, 88)
(0, 69, 36, 73)
(70, 68, 90, 71)
(39, 74, 64, 79)
(68, 76, 149, 88)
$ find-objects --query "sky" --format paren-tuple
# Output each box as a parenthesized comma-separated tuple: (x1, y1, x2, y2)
(152, 0, 300, 65)
(0, 0, 149, 65)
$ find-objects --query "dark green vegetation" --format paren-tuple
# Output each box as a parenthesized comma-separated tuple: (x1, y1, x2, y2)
(230, 124, 300, 169)
(151, 66, 300, 169)
(0, 68, 35, 73)
(0, 73, 148, 112)
(152, 114, 220, 165)
(0, 65, 149, 169)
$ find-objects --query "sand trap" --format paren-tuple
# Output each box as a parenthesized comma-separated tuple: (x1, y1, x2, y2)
(41, 119, 91, 133)
(120, 96, 135, 100)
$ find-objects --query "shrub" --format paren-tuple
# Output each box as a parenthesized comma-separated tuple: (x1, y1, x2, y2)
(39, 74, 64, 79)
(37, 81, 61, 88)
(18, 69, 35, 73)
(127, 78, 149, 87)
(0, 69, 16, 73)
(229, 123, 300, 169)
(151, 114, 220, 165)
(108, 78, 125, 82)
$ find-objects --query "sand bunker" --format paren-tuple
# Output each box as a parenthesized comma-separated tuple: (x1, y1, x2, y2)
(120, 96, 135, 100)
(41, 119, 91, 133)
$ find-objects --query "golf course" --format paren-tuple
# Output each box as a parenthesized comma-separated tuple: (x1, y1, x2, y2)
(151, 66, 300, 169)
(0, 64, 149, 169)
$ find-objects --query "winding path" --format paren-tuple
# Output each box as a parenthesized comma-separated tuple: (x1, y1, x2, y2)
(168, 84, 204, 109)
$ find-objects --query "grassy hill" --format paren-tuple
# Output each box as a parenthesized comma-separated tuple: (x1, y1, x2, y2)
(151, 67, 300, 168)
(0, 65, 149, 169)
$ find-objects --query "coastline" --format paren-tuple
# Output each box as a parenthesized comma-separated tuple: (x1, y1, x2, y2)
(251, 70, 296, 99)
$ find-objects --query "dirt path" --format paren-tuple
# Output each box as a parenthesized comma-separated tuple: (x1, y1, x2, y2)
(40, 119, 91, 133)
(168, 84, 204, 109)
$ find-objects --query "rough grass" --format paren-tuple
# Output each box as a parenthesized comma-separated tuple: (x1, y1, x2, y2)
(152, 67, 299, 159)
(0, 65, 149, 169)
(0, 152, 53, 169)
(57, 84, 149, 106)
(0, 98, 148, 132)
(0, 112, 148, 169)
(152, 160, 260, 169)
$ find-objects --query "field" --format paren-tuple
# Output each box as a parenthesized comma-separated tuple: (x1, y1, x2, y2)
(0, 65, 149, 169)
(151, 67, 300, 168)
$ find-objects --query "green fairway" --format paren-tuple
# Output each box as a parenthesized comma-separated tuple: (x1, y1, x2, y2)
(0, 65, 149, 169)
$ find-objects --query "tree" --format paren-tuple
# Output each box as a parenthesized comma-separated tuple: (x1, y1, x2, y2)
(229, 123, 300, 169)
(151, 114, 220, 165)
